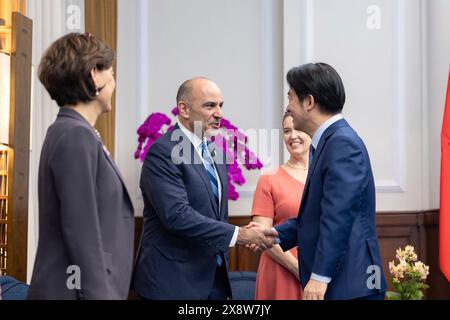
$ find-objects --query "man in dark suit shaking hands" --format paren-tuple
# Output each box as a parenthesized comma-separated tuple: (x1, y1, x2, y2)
(133, 77, 277, 300)
(275, 63, 387, 300)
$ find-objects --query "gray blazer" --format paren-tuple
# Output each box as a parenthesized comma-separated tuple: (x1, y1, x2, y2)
(27, 107, 135, 300)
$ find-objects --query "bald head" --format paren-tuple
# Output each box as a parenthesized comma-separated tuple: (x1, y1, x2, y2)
(176, 77, 219, 104)
(176, 77, 224, 137)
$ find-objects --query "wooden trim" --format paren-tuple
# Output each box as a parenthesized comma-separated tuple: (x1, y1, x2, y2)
(423, 210, 439, 225)
(6, 11, 32, 282)
(0, 0, 26, 26)
(227, 216, 252, 226)
(134, 210, 450, 299)
(85, 0, 117, 158)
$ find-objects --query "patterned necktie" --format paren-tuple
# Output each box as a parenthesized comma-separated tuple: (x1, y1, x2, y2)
(201, 141, 219, 204)
(200, 141, 222, 266)
(309, 145, 315, 166)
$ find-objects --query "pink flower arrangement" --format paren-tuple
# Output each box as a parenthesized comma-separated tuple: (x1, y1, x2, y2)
(135, 107, 263, 200)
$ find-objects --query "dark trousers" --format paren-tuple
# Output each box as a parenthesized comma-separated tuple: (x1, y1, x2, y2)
(137, 266, 230, 300)
(208, 266, 228, 300)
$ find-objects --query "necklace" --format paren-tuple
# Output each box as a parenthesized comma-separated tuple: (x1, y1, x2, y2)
(93, 128, 102, 139)
(286, 161, 308, 170)
(93, 128, 110, 157)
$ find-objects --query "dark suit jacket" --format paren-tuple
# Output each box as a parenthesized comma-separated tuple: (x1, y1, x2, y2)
(27, 108, 135, 300)
(276, 119, 387, 299)
(132, 124, 236, 300)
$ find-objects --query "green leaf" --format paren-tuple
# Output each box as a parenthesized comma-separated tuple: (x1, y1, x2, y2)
(386, 291, 402, 300)
(417, 283, 429, 290)
(391, 278, 401, 291)
(410, 290, 424, 300)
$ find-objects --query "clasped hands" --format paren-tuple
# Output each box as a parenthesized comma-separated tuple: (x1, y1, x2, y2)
(236, 221, 278, 252)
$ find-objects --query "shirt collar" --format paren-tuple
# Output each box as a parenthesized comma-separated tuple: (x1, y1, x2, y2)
(311, 113, 343, 149)
(178, 121, 205, 151)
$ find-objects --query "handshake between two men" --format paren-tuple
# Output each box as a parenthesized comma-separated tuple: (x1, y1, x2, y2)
(235, 221, 278, 252)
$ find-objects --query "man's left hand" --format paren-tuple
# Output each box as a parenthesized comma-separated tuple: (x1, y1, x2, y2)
(303, 279, 328, 300)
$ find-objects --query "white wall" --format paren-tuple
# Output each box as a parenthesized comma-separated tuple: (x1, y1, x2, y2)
(115, 0, 450, 216)
(115, 0, 142, 215)
(27, 0, 84, 283)
(116, 0, 284, 216)
(284, 0, 422, 211)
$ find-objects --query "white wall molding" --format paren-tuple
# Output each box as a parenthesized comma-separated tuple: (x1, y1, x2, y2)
(114, 0, 450, 214)
(386, 0, 407, 194)
(281, 0, 428, 200)
(233, 0, 283, 199)
(419, 0, 430, 209)
(116, 0, 144, 216)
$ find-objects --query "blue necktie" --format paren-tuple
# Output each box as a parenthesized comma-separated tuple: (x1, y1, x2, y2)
(201, 141, 219, 204)
(309, 145, 315, 166)
(309, 144, 316, 167)
(200, 142, 222, 267)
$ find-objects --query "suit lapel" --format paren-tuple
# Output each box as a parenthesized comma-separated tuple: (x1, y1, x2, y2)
(58, 108, 134, 214)
(102, 148, 135, 213)
(209, 141, 228, 221)
(174, 125, 220, 219)
(299, 119, 349, 218)
(214, 161, 228, 221)
(191, 146, 221, 219)
(217, 164, 228, 221)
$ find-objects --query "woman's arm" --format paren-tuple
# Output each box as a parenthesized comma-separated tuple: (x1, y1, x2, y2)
(253, 216, 300, 280)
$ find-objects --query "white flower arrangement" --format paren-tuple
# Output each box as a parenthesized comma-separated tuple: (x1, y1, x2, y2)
(386, 245, 430, 300)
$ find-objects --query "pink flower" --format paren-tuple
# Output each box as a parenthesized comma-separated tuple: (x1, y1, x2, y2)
(135, 113, 172, 160)
(135, 109, 263, 200)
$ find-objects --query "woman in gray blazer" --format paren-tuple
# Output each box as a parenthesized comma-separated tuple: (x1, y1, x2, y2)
(27, 33, 134, 300)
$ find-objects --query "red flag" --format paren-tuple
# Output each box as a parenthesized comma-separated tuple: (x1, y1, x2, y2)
(440, 70, 450, 282)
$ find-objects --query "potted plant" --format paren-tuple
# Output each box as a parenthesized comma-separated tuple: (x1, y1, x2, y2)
(386, 245, 430, 300)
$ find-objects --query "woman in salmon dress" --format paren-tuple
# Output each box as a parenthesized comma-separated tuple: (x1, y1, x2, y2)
(251, 113, 311, 300)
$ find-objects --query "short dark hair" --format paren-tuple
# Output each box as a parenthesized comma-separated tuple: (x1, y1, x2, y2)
(38, 32, 115, 107)
(286, 62, 346, 115)
(176, 79, 194, 104)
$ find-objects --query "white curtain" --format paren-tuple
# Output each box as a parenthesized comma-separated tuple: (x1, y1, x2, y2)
(26, 0, 85, 283)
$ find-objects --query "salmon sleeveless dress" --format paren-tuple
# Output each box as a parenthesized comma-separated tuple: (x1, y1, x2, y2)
(251, 166, 304, 300)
